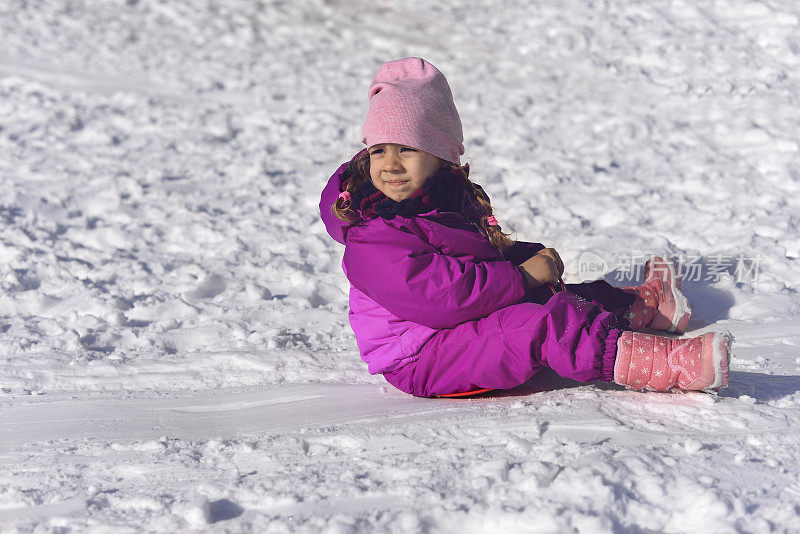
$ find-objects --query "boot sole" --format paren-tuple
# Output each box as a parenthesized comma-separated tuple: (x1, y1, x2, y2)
(703, 331, 733, 392)
(646, 256, 692, 334)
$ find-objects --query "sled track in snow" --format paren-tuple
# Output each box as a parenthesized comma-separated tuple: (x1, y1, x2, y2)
(0, 384, 453, 449)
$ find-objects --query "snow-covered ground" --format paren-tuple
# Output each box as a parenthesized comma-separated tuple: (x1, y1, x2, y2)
(2, 0, 800, 531)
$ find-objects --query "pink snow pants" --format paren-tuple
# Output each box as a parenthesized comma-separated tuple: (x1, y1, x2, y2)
(383, 283, 629, 397)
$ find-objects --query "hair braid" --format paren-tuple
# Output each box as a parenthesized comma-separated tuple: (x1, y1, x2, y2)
(446, 163, 515, 251)
(332, 149, 371, 223)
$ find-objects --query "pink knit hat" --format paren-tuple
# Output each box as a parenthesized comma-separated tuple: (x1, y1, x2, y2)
(362, 57, 464, 165)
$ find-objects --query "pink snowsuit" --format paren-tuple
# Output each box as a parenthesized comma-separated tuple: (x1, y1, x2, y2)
(320, 158, 630, 397)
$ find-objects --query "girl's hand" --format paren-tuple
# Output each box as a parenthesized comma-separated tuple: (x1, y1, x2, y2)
(536, 248, 564, 277)
(518, 252, 561, 288)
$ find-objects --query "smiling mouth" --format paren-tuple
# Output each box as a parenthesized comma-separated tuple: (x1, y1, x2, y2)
(384, 180, 409, 186)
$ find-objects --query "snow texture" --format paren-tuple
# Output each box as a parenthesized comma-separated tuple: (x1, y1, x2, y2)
(1, 0, 800, 531)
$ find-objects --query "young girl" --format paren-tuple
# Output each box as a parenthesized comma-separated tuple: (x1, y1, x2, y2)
(320, 57, 732, 398)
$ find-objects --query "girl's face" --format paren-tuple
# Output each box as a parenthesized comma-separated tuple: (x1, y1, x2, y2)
(369, 143, 442, 202)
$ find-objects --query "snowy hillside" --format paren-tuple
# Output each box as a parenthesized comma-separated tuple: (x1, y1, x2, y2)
(1, 0, 800, 531)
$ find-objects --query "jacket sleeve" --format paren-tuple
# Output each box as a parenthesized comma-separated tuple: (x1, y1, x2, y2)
(344, 222, 528, 330)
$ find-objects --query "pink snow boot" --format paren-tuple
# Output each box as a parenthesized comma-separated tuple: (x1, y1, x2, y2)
(614, 330, 732, 392)
(622, 256, 692, 334)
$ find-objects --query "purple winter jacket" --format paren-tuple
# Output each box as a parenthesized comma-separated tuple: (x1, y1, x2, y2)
(320, 158, 548, 375)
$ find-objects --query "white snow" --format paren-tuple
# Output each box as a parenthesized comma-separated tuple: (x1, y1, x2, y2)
(1, 0, 800, 531)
